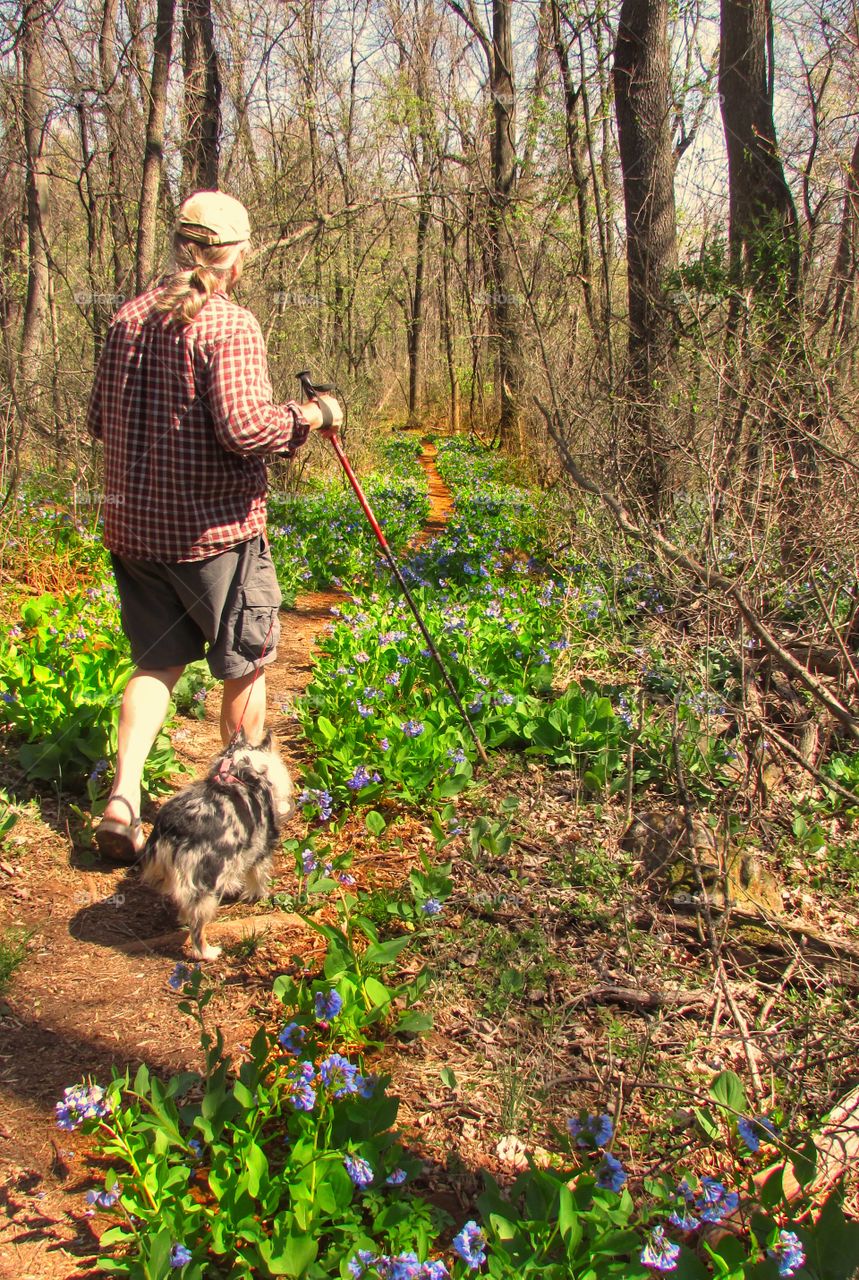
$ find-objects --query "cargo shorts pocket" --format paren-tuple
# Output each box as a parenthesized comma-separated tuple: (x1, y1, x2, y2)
(235, 583, 282, 663)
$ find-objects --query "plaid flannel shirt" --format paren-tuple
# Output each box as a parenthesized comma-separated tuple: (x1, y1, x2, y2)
(87, 286, 310, 562)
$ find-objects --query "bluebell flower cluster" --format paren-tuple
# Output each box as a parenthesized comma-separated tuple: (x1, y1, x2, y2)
(315, 989, 343, 1021)
(767, 1229, 805, 1276)
(452, 1220, 486, 1269)
(298, 787, 334, 821)
(596, 1153, 627, 1192)
(737, 1114, 779, 1153)
(170, 1242, 192, 1268)
(421, 898, 443, 915)
(286, 1061, 316, 1112)
(277, 1021, 307, 1054)
(56, 1082, 111, 1130)
(696, 1177, 739, 1223)
(319, 1053, 360, 1098)
(85, 1180, 120, 1209)
(344, 1154, 374, 1187)
(167, 962, 196, 991)
(347, 765, 381, 790)
(401, 719, 425, 737)
(640, 1225, 681, 1271)
(348, 1250, 448, 1279)
(567, 1112, 614, 1149)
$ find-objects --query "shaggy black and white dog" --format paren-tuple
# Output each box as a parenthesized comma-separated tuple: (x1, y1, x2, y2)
(140, 730, 294, 959)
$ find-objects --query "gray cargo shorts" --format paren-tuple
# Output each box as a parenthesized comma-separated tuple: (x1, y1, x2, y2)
(111, 535, 282, 680)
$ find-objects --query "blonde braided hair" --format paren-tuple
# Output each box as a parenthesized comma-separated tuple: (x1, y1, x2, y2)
(154, 235, 246, 326)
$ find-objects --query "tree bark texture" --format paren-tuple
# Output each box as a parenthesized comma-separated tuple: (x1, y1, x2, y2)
(181, 0, 221, 193)
(99, 0, 132, 301)
(407, 194, 431, 422)
(135, 0, 176, 294)
(828, 132, 859, 362)
(613, 0, 678, 514)
(719, 0, 799, 299)
(19, 0, 51, 391)
(552, 0, 595, 340)
(490, 0, 524, 453)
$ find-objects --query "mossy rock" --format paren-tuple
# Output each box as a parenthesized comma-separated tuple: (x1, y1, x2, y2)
(622, 809, 781, 917)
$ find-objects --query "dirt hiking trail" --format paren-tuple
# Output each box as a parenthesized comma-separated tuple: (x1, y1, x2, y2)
(0, 443, 452, 1279)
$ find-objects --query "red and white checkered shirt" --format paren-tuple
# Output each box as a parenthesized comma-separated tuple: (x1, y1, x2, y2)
(87, 286, 310, 561)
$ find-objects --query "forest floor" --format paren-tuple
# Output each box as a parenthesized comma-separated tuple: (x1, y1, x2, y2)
(1, 443, 858, 1278)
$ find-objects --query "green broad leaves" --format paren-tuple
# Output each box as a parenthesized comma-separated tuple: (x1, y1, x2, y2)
(0, 587, 183, 793)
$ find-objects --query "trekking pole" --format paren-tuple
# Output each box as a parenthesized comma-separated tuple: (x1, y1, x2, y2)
(296, 370, 489, 765)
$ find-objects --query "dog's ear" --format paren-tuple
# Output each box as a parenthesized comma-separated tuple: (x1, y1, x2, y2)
(260, 730, 273, 751)
(233, 727, 248, 747)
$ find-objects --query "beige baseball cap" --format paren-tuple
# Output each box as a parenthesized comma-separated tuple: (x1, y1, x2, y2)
(175, 191, 251, 247)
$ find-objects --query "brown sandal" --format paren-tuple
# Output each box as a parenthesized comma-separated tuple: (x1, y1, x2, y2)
(94, 796, 145, 864)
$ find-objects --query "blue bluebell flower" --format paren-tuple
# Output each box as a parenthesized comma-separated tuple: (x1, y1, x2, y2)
(386, 1167, 408, 1185)
(452, 1220, 486, 1269)
(277, 1022, 307, 1054)
(567, 1112, 614, 1149)
(56, 1083, 110, 1130)
(85, 1181, 119, 1209)
(696, 1177, 739, 1222)
(379, 737, 390, 751)
(667, 1205, 698, 1231)
(301, 849, 317, 873)
(401, 719, 425, 737)
(348, 1251, 377, 1278)
(298, 787, 334, 820)
(315, 989, 343, 1021)
(168, 962, 194, 991)
(640, 1225, 680, 1271)
(767, 1229, 805, 1277)
(596, 1153, 627, 1192)
(319, 1053, 359, 1097)
(344, 1154, 374, 1187)
(356, 1073, 376, 1099)
(287, 1061, 316, 1111)
(170, 1243, 193, 1268)
(421, 898, 443, 915)
(738, 1115, 778, 1153)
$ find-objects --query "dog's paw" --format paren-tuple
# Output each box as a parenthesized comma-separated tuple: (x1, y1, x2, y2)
(190, 943, 222, 961)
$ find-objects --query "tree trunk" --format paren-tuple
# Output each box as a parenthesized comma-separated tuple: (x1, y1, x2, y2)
(718, 0, 813, 564)
(136, 0, 176, 294)
(407, 194, 431, 424)
(827, 132, 859, 367)
(613, 0, 678, 515)
(551, 0, 595, 339)
(490, 0, 524, 453)
(99, 0, 132, 302)
(440, 207, 461, 433)
(181, 0, 221, 193)
(19, 0, 51, 393)
(719, 0, 799, 302)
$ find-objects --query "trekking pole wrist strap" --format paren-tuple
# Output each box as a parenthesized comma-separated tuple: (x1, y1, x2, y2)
(317, 398, 334, 429)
